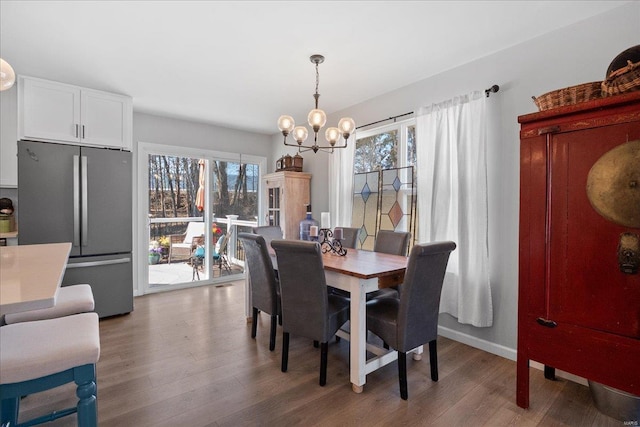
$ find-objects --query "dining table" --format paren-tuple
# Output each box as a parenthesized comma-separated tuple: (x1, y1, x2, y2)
(247, 245, 417, 393)
(0, 242, 71, 316)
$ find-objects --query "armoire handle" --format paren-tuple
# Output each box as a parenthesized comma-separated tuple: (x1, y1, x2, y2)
(536, 317, 558, 328)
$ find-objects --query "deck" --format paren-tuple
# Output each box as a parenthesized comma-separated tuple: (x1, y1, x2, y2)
(148, 258, 244, 285)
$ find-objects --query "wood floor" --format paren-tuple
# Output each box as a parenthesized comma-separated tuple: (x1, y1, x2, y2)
(18, 281, 621, 426)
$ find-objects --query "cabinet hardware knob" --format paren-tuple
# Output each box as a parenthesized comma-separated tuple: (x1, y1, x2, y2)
(536, 317, 558, 328)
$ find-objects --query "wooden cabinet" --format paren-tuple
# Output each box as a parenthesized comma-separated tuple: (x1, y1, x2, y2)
(517, 92, 640, 408)
(262, 171, 311, 240)
(18, 76, 132, 150)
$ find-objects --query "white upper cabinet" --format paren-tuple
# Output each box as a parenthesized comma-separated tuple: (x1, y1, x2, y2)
(80, 89, 131, 149)
(18, 76, 132, 150)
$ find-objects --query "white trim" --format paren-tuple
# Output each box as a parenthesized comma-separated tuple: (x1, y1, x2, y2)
(437, 326, 588, 386)
(438, 325, 516, 360)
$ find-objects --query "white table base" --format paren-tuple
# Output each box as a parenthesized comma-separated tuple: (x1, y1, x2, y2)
(326, 270, 423, 392)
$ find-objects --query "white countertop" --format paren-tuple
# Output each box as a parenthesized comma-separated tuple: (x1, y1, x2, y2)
(0, 242, 71, 315)
(0, 230, 18, 239)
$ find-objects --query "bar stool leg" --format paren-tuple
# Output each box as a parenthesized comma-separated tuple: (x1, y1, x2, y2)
(75, 365, 98, 427)
(1, 396, 20, 426)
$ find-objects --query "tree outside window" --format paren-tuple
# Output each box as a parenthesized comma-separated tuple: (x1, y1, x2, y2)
(354, 130, 398, 173)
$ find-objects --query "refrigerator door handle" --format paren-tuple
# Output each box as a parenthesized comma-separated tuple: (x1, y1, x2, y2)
(66, 257, 131, 269)
(81, 155, 88, 247)
(73, 155, 80, 246)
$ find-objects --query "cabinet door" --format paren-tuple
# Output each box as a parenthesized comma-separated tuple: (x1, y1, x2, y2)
(281, 175, 311, 240)
(19, 77, 81, 143)
(548, 122, 640, 339)
(81, 89, 132, 150)
(263, 176, 282, 229)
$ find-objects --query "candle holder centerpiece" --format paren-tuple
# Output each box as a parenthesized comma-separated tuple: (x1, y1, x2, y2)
(318, 228, 347, 256)
(310, 212, 346, 256)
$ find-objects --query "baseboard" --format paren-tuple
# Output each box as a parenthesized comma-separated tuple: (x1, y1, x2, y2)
(437, 325, 588, 386)
(437, 325, 517, 361)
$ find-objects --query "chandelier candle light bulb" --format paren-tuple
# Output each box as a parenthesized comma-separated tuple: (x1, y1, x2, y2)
(0, 58, 16, 91)
(293, 126, 308, 145)
(277, 115, 295, 135)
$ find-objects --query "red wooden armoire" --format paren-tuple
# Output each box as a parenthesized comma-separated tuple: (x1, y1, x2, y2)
(517, 91, 640, 408)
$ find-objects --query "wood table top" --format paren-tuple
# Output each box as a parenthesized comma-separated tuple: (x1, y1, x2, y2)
(321, 248, 407, 279)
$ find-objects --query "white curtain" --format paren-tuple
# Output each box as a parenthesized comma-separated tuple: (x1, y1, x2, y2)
(416, 91, 492, 327)
(329, 134, 355, 228)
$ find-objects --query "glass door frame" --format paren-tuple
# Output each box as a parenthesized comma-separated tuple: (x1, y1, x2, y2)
(135, 141, 266, 296)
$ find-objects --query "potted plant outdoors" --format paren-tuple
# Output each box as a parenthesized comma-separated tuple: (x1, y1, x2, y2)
(212, 223, 223, 245)
(157, 235, 170, 257)
(148, 242, 163, 265)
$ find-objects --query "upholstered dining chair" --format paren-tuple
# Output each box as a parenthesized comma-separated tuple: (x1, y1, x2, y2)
(270, 239, 350, 386)
(374, 230, 411, 256)
(369, 230, 412, 299)
(365, 241, 456, 400)
(238, 233, 281, 351)
(251, 225, 283, 249)
(336, 227, 360, 249)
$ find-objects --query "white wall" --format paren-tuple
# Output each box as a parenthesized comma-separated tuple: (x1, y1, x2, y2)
(275, 2, 639, 357)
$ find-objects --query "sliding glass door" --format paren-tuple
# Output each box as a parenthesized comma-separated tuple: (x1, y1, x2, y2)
(137, 142, 265, 295)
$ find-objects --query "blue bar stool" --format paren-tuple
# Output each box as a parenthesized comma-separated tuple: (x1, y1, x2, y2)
(0, 312, 100, 426)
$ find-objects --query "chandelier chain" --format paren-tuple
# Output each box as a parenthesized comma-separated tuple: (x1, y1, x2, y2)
(315, 62, 320, 97)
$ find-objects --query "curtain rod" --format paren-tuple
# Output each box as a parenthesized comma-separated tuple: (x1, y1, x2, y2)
(356, 84, 500, 130)
(356, 112, 414, 130)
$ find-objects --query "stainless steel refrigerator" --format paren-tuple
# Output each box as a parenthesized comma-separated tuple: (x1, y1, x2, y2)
(18, 140, 133, 317)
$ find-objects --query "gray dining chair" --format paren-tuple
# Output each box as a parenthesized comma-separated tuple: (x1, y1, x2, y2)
(369, 230, 412, 299)
(252, 225, 283, 249)
(238, 233, 281, 351)
(374, 230, 411, 256)
(366, 241, 456, 399)
(271, 239, 350, 386)
(336, 226, 360, 249)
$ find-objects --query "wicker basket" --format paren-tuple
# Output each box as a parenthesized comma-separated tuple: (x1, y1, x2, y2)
(602, 60, 640, 96)
(532, 81, 603, 111)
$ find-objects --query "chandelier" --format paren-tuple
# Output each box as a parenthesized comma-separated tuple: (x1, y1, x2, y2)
(0, 58, 16, 91)
(277, 55, 355, 153)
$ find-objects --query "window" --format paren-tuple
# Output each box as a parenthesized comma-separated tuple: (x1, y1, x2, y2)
(354, 120, 415, 173)
(211, 160, 260, 221)
(351, 119, 417, 250)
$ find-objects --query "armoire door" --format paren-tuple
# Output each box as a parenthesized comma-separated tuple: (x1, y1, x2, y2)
(548, 122, 640, 339)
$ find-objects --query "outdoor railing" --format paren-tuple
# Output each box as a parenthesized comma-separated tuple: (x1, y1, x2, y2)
(149, 215, 257, 266)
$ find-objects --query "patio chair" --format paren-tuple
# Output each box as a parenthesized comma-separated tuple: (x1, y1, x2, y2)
(191, 235, 205, 280)
(168, 222, 205, 263)
(213, 230, 233, 274)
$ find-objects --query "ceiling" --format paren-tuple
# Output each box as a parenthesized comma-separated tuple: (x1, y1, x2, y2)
(0, 1, 629, 135)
